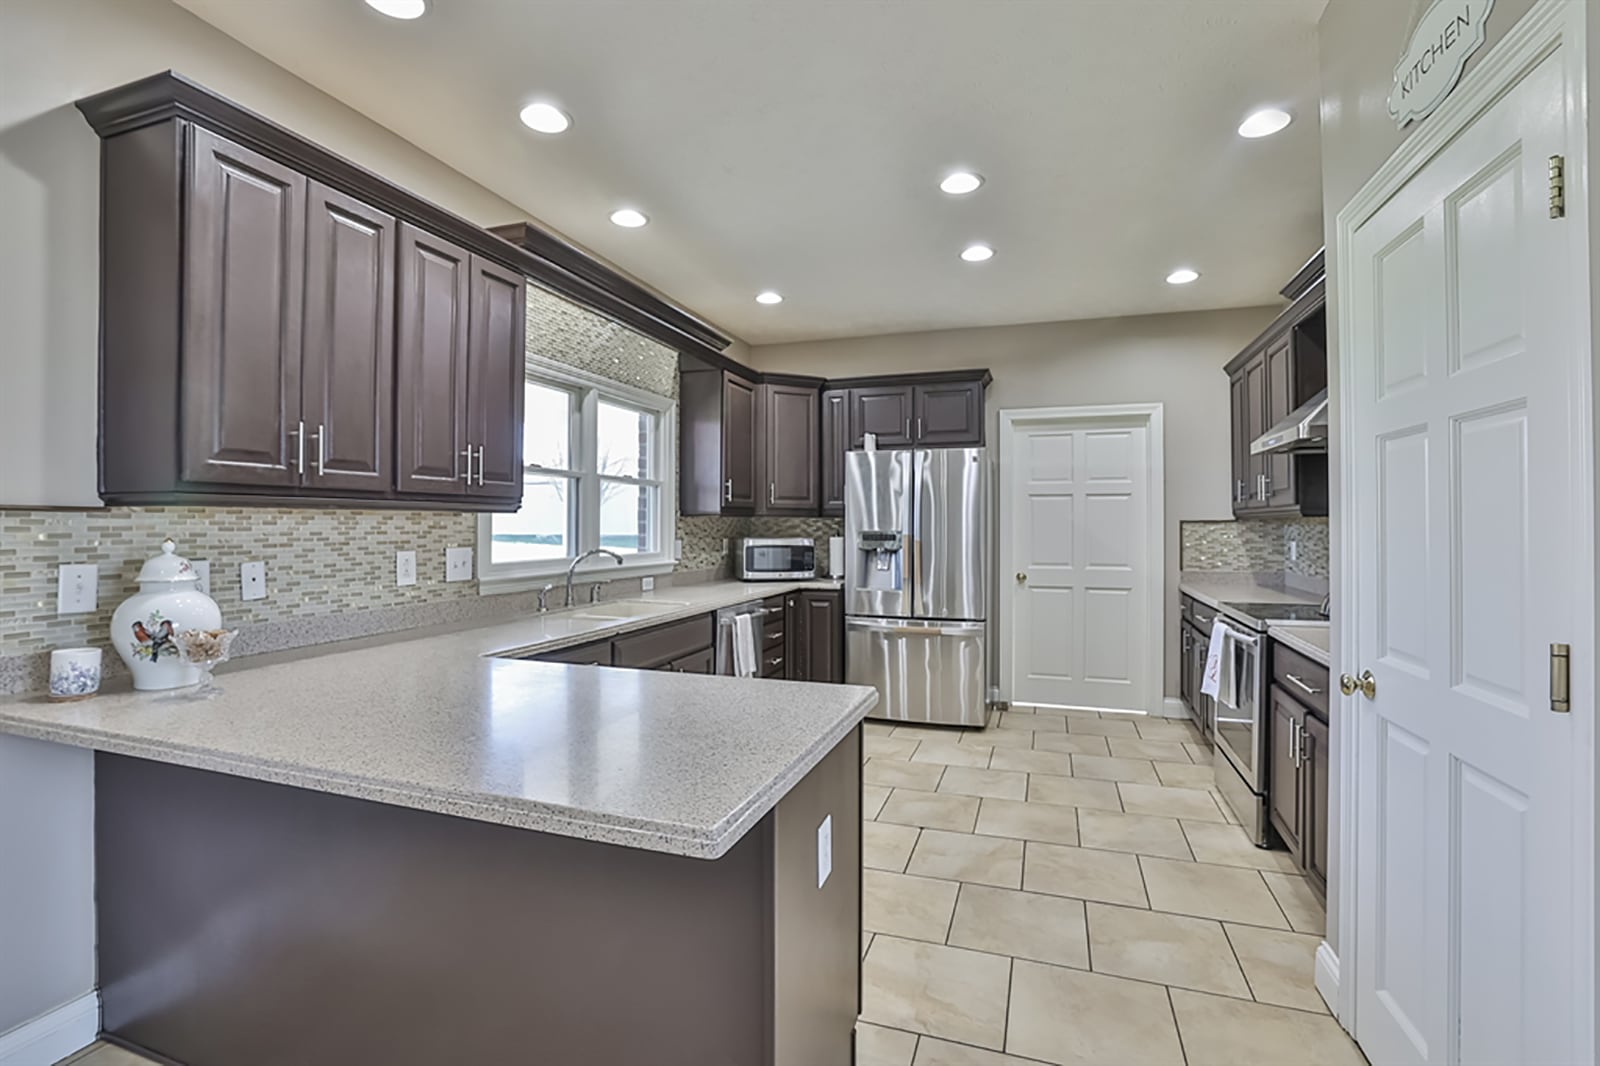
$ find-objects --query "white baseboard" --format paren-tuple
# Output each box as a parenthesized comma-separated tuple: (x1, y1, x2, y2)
(1314, 941, 1342, 1020)
(0, 992, 99, 1066)
(1159, 697, 1189, 719)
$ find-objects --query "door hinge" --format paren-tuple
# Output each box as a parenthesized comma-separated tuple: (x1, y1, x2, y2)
(1549, 155, 1566, 219)
(1550, 643, 1571, 713)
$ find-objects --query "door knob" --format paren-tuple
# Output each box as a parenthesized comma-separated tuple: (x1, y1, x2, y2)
(1339, 671, 1377, 699)
(1016, 572, 1027, 584)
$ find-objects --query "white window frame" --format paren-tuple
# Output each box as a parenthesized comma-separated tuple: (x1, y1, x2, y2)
(478, 356, 678, 593)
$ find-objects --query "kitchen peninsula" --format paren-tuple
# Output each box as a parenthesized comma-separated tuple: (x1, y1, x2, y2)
(0, 586, 874, 1066)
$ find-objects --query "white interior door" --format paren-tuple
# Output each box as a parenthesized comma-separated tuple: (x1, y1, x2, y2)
(1002, 412, 1154, 713)
(1347, 47, 1581, 1066)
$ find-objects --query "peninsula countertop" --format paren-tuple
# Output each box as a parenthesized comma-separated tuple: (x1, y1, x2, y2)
(0, 580, 875, 860)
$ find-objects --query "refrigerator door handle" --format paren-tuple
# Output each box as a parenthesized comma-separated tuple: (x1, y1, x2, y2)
(846, 618, 986, 637)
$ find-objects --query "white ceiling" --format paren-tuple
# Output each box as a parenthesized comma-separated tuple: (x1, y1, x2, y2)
(173, 0, 1328, 346)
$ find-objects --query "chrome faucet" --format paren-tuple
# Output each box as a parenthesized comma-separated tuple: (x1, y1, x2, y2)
(565, 548, 623, 607)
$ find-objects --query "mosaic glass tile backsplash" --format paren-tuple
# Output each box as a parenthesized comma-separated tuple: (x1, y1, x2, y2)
(1180, 517, 1329, 578)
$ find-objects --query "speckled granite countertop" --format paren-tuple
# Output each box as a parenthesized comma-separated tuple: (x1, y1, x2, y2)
(0, 579, 874, 860)
(1178, 573, 1326, 613)
(1267, 623, 1332, 667)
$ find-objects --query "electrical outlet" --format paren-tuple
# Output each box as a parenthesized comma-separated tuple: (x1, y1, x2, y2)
(396, 550, 417, 587)
(673, 539, 683, 560)
(192, 560, 211, 596)
(641, 576, 655, 592)
(56, 564, 98, 614)
(240, 560, 267, 601)
(1288, 538, 1299, 563)
(445, 547, 473, 583)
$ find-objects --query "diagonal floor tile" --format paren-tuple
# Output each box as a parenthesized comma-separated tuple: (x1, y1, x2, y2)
(1262, 871, 1326, 934)
(865, 820, 923, 872)
(1136, 718, 1205, 744)
(879, 789, 981, 833)
(867, 735, 924, 760)
(864, 785, 892, 821)
(994, 711, 1067, 733)
(863, 868, 960, 942)
(1169, 989, 1366, 1066)
(913, 1037, 1041, 1065)
(1070, 754, 1161, 784)
(975, 797, 1079, 846)
(862, 935, 1012, 1051)
(1025, 773, 1123, 812)
(1107, 737, 1194, 763)
(948, 883, 1088, 969)
(866, 758, 948, 791)
(1179, 820, 1302, 873)
(1118, 782, 1227, 821)
(937, 766, 1029, 801)
(1224, 923, 1329, 1013)
(912, 740, 994, 768)
(986, 748, 1075, 776)
(1063, 716, 1141, 738)
(1022, 842, 1147, 907)
(1006, 960, 1186, 1065)
(1086, 902, 1250, 998)
(1139, 857, 1288, 928)
(1031, 732, 1111, 756)
(965, 727, 1036, 750)
(1076, 808, 1193, 860)
(858, 1021, 920, 1066)
(1154, 761, 1217, 789)
(907, 829, 1023, 889)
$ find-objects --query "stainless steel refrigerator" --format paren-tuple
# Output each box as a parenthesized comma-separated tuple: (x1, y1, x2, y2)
(844, 448, 988, 727)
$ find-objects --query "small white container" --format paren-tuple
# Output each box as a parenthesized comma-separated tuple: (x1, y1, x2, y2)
(48, 648, 102, 702)
(110, 539, 223, 691)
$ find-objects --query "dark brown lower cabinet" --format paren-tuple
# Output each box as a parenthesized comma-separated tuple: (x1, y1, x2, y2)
(1268, 686, 1305, 865)
(788, 590, 844, 684)
(1302, 712, 1330, 896)
(1266, 652, 1330, 900)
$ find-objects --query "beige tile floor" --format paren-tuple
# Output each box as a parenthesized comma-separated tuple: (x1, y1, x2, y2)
(859, 707, 1368, 1066)
(57, 1044, 155, 1065)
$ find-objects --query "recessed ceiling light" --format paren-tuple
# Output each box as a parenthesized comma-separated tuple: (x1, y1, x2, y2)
(960, 243, 995, 263)
(1238, 108, 1293, 139)
(365, 0, 426, 18)
(940, 171, 984, 195)
(1167, 268, 1201, 285)
(609, 208, 648, 228)
(756, 291, 783, 305)
(519, 101, 571, 135)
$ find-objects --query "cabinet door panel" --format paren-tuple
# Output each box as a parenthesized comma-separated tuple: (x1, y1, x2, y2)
(1267, 686, 1303, 863)
(1262, 337, 1297, 507)
(762, 384, 819, 512)
(821, 389, 849, 515)
(723, 373, 758, 509)
(848, 387, 914, 448)
(913, 381, 984, 446)
(182, 126, 305, 487)
(1303, 712, 1329, 896)
(1243, 355, 1268, 507)
(801, 590, 843, 683)
(1180, 623, 1195, 712)
(301, 181, 394, 494)
(467, 255, 526, 499)
(1229, 370, 1250, 514)
(396, 224, 470, 495)
(785, 592, 806, 681)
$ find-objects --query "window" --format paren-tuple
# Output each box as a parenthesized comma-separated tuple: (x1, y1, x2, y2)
(479, 358, 676, 589)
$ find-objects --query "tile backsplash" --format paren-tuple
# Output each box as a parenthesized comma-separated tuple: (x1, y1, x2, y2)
(1, 285, 832, 694)
(1180, 517, 1329, 578)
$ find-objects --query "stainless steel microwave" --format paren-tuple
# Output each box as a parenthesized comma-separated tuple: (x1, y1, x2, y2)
(734, 538, 815, 581)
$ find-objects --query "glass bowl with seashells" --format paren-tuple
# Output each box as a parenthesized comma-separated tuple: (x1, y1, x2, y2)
(175, 628, 238, 699)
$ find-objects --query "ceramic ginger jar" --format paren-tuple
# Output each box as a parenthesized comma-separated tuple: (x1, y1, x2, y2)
(110, 539, 223, 691)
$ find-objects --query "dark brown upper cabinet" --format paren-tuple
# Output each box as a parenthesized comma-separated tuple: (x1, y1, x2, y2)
(913, 379, 986, 447)
(680, 368, 759, 515)
(81, 74, 541, 511)
(848, 386, 915, 448)
(301, 181, 396, 495)
(396, 224, 471, 497)
(181, 127, 307, 490)
(820, 389, 849, 516)
(758, 382, 820, 514)
(1224, 256, 1328, 519)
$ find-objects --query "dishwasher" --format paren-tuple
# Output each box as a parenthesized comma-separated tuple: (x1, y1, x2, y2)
(714, 601, 767, 676)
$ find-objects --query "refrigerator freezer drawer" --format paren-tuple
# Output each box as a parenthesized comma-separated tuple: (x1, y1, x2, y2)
(846, 618, 988, 728)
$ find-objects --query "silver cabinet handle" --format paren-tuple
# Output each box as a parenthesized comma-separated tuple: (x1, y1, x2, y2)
(761, 606, 784, 616)
(461, 445, 474, 484)
(724, 478, 733, 502)
(1235, 479, 1246, 503)
(476, 445, 485, 486)
(313, 423, 325, 476)
(904, 418, 911, 440)
(917, 417, 924, 439)
(1182, 631, 1192, 652)
(769, 482, 776, 505)
(1285, 673, 1322, 697)
(766, 655, 783, 667)
(289, 419, 306, 475)
(1290, 718, 1301, 768)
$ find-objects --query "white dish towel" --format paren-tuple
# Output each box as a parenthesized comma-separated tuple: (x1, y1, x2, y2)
(732, 613, 758, 678)
(1200, 619, 1238, 709)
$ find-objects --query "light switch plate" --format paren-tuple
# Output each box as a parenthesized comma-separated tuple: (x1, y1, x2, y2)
(240, 561, 267, 601)
(192, 560, 211, 596)
(817, 815, 833, 889)
(641, 576, 655, 592)
(673, 539, 683, 561)
(1288, 539, 1299, 563)
(396, 550, 417, 587)
(56, 564, 98, 614)
(445, 547, 473, 583)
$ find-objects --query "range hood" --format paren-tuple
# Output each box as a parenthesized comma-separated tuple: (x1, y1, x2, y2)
(1250, 389, 1329, 455)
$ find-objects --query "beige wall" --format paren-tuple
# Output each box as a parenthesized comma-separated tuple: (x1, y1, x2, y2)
(747, 305, 1280, 705)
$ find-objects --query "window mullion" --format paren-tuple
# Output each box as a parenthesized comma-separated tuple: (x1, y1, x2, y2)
(578, 388, 602, 555)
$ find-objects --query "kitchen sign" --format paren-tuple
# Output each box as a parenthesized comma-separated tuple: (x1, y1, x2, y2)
(1389, 0, 1495, 127)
